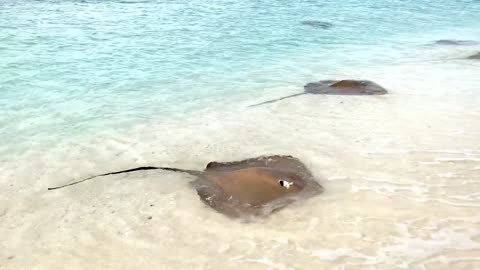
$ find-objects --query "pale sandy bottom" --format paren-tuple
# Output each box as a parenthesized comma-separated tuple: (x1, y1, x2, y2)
(1, 59, 480, 270)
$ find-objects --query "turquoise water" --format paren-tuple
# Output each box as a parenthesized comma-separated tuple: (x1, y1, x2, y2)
(2, 2, 480, 269)
(1, 0, 480, 157)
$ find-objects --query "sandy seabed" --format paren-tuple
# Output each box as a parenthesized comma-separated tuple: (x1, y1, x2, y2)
(1, 58, 480, 270)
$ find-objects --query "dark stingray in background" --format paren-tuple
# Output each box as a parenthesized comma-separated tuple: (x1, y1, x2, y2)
(249, 80, 388, 107)
(434, 39, 479, 46)
(467, 52, 480, 60)
(301, 20, 334, 29)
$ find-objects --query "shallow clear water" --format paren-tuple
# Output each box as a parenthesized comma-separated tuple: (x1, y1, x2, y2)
(1, 0, 480, 269)
(1, 0, 480, 157)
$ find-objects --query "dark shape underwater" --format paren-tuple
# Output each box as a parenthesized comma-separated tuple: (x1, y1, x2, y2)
(249, 80, 388, 107)
(48, 155, 323, 218)
(467, 52, 480, 60)
(434, 39, 479, 46)
(301, 20, 334, 29)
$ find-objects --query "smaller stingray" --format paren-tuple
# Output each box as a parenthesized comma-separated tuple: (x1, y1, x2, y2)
(48, 155, 323, 218)
(301, 20, 333, 29)
(249, 80, 388, 107)
(434, 39, 479, 46)
(467, 52, 480, 60)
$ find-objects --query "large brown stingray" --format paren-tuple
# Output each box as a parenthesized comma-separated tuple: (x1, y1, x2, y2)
(249, 79, 388, 107)
(48, 155, 323, 218)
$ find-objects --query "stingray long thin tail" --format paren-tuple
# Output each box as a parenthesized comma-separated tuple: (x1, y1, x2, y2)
(248, 92, 305, 107)
(47, 166, 205, 190)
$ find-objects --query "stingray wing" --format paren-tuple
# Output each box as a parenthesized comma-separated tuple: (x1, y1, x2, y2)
(190, 178, 260, 218)
(205, 155, 298, 172)
(205, 155, 307, 174)
(205, 155, 323, 195)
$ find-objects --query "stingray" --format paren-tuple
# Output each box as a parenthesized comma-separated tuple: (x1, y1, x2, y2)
(48, 155, 323, 218)
(249, 79, 388, 107)
(301, 20, 334, 29)
(434, 39, 479, 46)
(467, 52, 480, 60)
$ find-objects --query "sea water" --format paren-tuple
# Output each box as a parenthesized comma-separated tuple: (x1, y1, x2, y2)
(1, 0, 480, 269)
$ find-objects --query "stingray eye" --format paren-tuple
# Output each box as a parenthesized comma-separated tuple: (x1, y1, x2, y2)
(278, 179, 292, 189)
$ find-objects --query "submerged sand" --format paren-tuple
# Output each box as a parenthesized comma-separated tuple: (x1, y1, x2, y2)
(1, 59, 480, 269)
